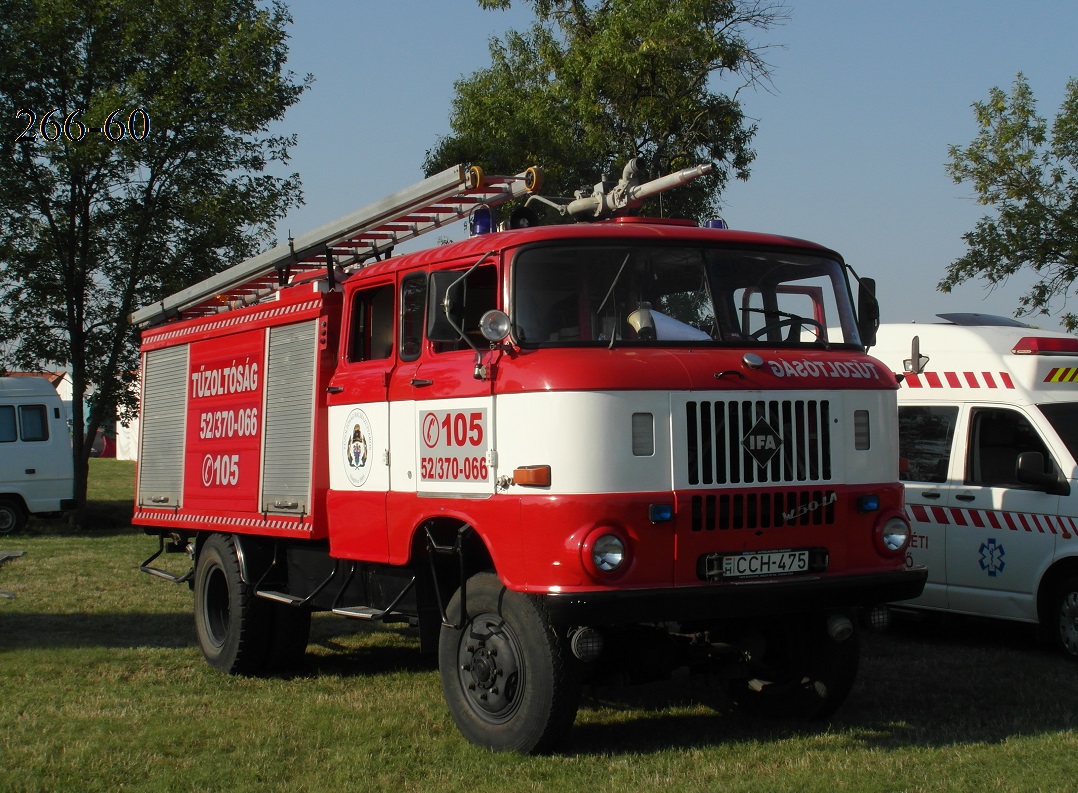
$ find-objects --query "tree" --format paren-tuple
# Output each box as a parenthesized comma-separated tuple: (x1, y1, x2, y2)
(943, 74, 1078, 330)
(425, 0, 787, 221)
(0, 0, 309, 522)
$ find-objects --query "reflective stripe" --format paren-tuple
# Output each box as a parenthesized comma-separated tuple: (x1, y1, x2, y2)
(906, 504, 1077, 540)
(903, 371, 1015, 389)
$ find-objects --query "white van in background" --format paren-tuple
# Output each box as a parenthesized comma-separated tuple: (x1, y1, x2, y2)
(871, 314, 1078, 656)
(0, 376, 75, 533)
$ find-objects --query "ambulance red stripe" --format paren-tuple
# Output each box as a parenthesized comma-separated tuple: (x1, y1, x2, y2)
(906, 505, 1077, 541)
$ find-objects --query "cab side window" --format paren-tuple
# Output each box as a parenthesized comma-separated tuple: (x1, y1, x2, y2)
(347, 284, 394, 363)
(400, 273, 427, 362)
(0, 406, 15, 442)
(431, 265, 498, 353)
(968, 408, 1053, 488)
(898, 405, 958, 483)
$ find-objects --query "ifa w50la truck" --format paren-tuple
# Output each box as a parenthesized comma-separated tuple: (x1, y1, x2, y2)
(132, 162, 925, 753)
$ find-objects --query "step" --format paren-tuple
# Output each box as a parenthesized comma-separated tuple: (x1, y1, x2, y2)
(257, 590, 305, 605)
(331, 605, 383, 620)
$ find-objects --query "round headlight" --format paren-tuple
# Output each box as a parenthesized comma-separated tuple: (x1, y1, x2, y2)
(591, 534, 626, 572)
(878, 515, 910, 553)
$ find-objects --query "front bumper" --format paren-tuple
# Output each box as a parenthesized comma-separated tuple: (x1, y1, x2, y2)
(542, 566, 927, 625)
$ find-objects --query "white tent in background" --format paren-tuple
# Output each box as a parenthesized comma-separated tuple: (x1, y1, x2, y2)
(115, 418, 139, 461)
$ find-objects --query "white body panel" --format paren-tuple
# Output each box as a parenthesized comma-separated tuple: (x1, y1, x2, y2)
(328, 388, 898, 499)
(0, 377, 74, 514)
(872, 320, 1078, 624)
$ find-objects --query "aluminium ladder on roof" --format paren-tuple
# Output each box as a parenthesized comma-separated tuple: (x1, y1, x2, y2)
(130, 164, 541, 328)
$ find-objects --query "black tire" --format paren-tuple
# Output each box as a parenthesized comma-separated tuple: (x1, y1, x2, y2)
(0, 499, 26, 535)
(193, 534, 271, 674)
(1051, 575, 1078, 659)
(438, 572, 580, 753)
(728, 614, 860, 721)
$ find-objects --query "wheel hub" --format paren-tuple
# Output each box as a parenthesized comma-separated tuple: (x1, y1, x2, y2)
(466, 645, 498, 690)
(457, 614, 522, 721)
(1058, 592, 1078, 654)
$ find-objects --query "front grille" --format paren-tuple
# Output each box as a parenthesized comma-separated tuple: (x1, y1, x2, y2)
(685, 399, 832, 485)
(690, 490, 837, 531)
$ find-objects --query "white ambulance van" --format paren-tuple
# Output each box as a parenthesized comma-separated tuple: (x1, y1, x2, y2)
(870, 314, 1078, 656)
(0, 376, 75, 533)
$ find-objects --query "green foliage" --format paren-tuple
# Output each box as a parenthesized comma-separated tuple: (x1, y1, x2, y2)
(943, 74, 1078, 330)
(426, 0, 787, 221)
(0, 0, 309, 508)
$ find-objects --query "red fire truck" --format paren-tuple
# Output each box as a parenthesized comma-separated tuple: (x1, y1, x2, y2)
(133, 162, 925, 753)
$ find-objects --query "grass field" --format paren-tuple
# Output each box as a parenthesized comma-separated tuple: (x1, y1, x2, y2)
(2, 460, 1078, 791)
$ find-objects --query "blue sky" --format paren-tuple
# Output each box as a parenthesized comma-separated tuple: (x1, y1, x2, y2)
(270, 1, 1078, 330)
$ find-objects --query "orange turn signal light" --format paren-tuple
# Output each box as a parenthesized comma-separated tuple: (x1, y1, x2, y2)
(512, 465, 551, 487)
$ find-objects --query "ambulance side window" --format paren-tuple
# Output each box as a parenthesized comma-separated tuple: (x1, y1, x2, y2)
(968, 408, 1053, 488)
(400, 273, 426, 362)
(19, 405, 49, 441)
(898, 405, 957, 483)
(347, 284, 394, 363)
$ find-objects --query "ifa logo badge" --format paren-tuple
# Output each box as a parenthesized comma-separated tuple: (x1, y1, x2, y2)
(343, 408, 373, 487)
(742, 417, 783, 467)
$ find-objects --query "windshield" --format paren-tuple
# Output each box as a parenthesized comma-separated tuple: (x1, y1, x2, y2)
(511, 243, 861, 347)
(1037, 402, 1078, 465)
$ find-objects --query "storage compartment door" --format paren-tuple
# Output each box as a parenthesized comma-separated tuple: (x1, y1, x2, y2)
(138, 345, 189, 507)
(261, 321, 317, 515)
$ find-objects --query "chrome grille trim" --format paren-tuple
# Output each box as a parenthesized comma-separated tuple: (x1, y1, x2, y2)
(684, 399, 832, 485)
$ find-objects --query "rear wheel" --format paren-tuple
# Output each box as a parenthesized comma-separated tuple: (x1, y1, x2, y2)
(729, 613, 860, 720)
(438, 572, 580, 753)
(1051, 575, 1078, 659)
(0, 499, 26, 535)
(193, 534, 271, 674)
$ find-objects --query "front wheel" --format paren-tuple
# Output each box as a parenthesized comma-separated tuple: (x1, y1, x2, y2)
(729, 613, 860, 720)
(438, 572, 580, 753)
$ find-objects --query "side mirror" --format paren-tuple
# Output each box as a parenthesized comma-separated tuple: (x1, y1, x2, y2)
(427, 271, 465, 342)
(857, 277, 879, 348)
(1016, 451, 1071, 496)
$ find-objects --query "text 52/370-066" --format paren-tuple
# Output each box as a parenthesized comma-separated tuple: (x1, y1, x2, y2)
(15, 108, 150, 143)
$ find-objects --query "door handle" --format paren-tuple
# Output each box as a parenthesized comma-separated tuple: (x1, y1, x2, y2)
(326, 386, 344, 394)
(955, 494, 976, 502)
(411, 378, 433, 387)
(920, 491, 941, 499)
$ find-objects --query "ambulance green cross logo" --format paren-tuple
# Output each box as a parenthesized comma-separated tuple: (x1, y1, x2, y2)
(742, 417, 783, 467)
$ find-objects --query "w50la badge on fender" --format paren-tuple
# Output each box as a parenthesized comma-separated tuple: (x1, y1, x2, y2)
(343, 408, 374, 487)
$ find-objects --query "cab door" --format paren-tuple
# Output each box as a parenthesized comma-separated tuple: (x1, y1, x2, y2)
(944, 406, 1061, 621)
(897, 403, 960, 609)
(410, 262, 498, 498)
(326, 279, 395, 561)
